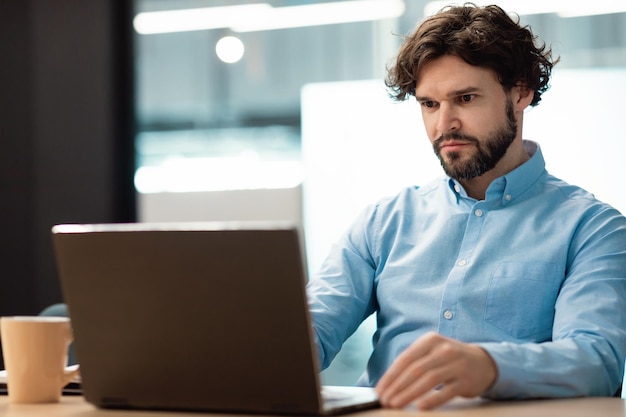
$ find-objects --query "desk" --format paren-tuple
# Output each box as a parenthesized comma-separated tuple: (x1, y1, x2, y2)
(0, 396, 624, 417)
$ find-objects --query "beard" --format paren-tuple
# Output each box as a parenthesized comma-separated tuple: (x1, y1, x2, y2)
(433, 99, 517, 181)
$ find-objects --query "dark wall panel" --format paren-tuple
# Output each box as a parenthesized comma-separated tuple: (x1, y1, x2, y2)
(0, 0, 135, 329)
(0, 0, 37, 319)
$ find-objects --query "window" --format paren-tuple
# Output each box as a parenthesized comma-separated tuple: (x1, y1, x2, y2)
(133, 0, 406, 193)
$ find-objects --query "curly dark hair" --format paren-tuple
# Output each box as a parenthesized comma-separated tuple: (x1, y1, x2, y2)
(385, 3, 558, 106)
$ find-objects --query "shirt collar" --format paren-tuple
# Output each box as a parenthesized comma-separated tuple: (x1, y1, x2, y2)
(448, 140, 546, 203)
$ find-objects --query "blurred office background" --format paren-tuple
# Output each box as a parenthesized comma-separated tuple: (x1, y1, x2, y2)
(1, 0, 625, 376)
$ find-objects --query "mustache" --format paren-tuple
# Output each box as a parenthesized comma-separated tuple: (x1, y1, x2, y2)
(433, 133, 479, 151)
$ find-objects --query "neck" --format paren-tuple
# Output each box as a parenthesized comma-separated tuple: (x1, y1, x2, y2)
(457, 176, 492, 201)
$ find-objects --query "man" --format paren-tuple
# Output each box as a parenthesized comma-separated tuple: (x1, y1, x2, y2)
(306, 4, 626, 410)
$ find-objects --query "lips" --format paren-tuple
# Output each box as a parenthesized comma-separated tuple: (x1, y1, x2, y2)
(440, 140, 472, 152)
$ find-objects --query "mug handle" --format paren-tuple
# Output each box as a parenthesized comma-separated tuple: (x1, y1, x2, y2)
(60, 365, 80, 388)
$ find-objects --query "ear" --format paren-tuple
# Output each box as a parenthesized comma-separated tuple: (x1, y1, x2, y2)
(512, 83, 534, 110)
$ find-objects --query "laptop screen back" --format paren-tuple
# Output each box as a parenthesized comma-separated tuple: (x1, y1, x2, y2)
(52, 222, 325, 414)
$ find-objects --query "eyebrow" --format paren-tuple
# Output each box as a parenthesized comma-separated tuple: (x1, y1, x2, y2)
(415, 86, 481, 102)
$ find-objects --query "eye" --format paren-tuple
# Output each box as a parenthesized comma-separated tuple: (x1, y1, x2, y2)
(459, 94, 475, 103)
(420, 100, 437, 109)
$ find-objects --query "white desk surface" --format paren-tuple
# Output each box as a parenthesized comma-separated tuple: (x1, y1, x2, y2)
(0, 396, 624, 417)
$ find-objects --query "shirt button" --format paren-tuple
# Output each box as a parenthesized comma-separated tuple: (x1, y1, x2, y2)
(457, 259, 467, 267)
(443, 310, 453, 320)
(454, 184, 461, 193)
(474, 209, 483, 217)
(505, 194, 512, 201)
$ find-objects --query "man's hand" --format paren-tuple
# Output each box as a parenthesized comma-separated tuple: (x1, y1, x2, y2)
(375, 332, 498, 410)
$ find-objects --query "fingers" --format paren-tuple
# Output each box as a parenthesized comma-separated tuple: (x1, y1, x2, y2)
(376, 332, 438, 393)
(377, 332, 450, 407)
(415, 382, 460, 410)
(383, 365, 457, 408)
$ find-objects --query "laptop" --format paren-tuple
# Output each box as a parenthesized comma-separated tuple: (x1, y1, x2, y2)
(51, 221, 379, 415)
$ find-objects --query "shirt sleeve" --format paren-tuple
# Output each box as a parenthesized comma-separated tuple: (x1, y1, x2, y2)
(306, 204, 379, 370)
(480, 205, 626, 398)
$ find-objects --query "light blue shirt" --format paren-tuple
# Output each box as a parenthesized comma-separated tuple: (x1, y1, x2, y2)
(307, 141, 626, 398)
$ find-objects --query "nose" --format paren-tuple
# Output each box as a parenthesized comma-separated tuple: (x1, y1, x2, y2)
(436, 103, 460, 134)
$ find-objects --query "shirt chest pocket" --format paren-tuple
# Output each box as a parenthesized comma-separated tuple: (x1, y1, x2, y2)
(484, 262, 562, 340)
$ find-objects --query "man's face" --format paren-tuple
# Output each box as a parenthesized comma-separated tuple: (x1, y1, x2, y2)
(414, 55, 519, 181)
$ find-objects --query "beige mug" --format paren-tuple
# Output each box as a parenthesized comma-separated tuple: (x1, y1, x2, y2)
(0, 316, 79, 404)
